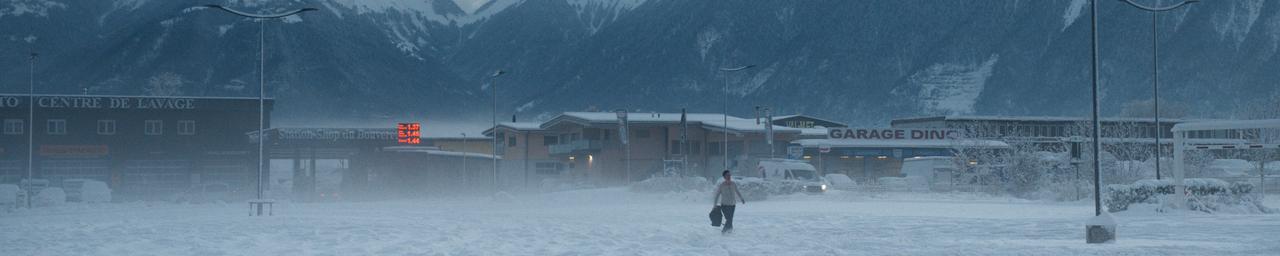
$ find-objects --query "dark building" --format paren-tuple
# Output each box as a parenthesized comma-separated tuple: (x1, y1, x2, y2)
(0, 94, 271, 201)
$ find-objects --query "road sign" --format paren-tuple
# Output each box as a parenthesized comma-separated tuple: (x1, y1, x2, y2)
(819, 145, 831, 153)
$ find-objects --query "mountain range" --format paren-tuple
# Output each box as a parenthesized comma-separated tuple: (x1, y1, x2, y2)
(2, 0, 1278, 126)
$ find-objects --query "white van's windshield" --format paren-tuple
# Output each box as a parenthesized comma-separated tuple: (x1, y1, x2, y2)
(788, 170, 818, 181)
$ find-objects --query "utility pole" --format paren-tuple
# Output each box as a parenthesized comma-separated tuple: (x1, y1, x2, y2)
(1118, 0, 1200, 181)
(491, 70, 505, 190)
(26, 52, 37, 208)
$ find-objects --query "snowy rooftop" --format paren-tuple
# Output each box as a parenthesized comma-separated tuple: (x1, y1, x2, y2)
(791, 138, 1010, 149)
(892, 115, 1210, 124)
(494, 122, 543, 131)
(489, 111, 805, 135)
(1171, 119, 1280, 132)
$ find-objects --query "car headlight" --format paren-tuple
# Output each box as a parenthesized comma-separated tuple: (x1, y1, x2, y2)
(820, 184, 827, 190)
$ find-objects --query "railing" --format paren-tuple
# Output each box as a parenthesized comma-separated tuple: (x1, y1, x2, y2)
(549, 140, 603, 155)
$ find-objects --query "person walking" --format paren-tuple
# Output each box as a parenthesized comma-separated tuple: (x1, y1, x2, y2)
(713, 170, 745, 234)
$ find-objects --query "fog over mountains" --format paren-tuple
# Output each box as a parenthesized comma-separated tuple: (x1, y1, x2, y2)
(2, 0, 1279, 125)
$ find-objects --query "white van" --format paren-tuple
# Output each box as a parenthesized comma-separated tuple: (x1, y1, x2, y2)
(62, 179, 112, 203)
(900, 156, 958, 191)
(757, 159, 827, 193)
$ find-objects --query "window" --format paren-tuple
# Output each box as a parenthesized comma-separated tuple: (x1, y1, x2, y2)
(178, 120, 195, 135)
(543, 135, 559, 145)
(97, 120, 116, 135)
(507, 136, 517, 147)
(668, 140, 702, 155)
(708, 142, 722, 155)
(634, 129, 651, 138)
(145, 120, 163, 135)
(46, 119, 66, 135)
(535, 162, 564, 175)
(3, 119, 21, 135)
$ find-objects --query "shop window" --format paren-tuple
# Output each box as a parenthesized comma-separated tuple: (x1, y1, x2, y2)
(97, 120, 116, 135)
(47, 119, 66, 135)
(145, 120, 163, 135)
(3, 119, 22, 135)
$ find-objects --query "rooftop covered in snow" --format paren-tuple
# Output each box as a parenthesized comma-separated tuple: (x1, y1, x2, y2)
(485, 111, 806, 135)
(891, 115, 1211, 125)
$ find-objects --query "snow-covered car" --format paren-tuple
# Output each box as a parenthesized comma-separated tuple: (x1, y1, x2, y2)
(34, 187, 66, 207)
(172, 183, 242, 203)
(758, 159, 827, 193)
(823, 174, 856, 191)
(61, 179, 112, 203)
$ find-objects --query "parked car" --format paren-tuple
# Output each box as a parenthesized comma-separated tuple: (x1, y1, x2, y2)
(34, 187, 66, 207)
(62, 179, 112, 203)
(172, 183, 241, 203)
(758, 159, 828, 193)
(823, 174, 857, 191)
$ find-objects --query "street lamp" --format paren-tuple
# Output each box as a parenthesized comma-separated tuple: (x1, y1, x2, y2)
(25, 52, 36, 208)
(1117, 0, 1198, 181)
(615, 109, 630, 183)
(490, 70, 506, 190)
(199, 4, 317, 202)
(461, 132, 468, 187)
(718, 65, 754, 173)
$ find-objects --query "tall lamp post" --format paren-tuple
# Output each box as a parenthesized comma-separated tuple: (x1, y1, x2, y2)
(199, 5, 317, 202)
(26, 52, 36, 208)
(718, 65, 754, 173)
(490, 70, 506, 190)
(468, 133, 473, 186)
(1117, 0, 1198, 181)
(1085, 0, 1110, 243)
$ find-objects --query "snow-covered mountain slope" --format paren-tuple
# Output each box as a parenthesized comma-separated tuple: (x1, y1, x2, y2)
(1, 0, 1278, 124)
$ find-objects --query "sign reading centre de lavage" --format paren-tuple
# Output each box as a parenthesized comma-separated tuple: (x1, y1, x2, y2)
(828, 128, 959, 140)
(0, 95, 196, 110)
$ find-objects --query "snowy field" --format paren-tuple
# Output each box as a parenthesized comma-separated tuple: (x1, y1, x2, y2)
(2, 189, 1279, 256)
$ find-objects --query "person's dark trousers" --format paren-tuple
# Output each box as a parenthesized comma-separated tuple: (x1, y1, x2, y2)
(720, 205, 736, 232)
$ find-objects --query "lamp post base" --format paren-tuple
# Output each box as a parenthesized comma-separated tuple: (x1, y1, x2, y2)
(1085, 213, 1117, 244)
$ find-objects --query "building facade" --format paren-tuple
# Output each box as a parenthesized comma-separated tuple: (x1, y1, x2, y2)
(0, 94, 270, 200)
(484, 112, 805, 187)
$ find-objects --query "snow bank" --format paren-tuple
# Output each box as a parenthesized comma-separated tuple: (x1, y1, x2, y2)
(629, 176, 710, 193)
(0, 184, 18, 205)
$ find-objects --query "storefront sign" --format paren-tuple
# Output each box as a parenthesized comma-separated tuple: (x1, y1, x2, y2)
(828, 128, 958, 140)
(0, 96, 196, 110)
(787, 145, 804, 159)
(0, 96, 18, 108)
(784, 120, 815, 128)
(39, 145, 109, 157)
(397, 123, 421, 144)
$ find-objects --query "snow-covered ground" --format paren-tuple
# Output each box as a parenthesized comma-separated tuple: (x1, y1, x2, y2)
(2, 190, 1279, 255)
